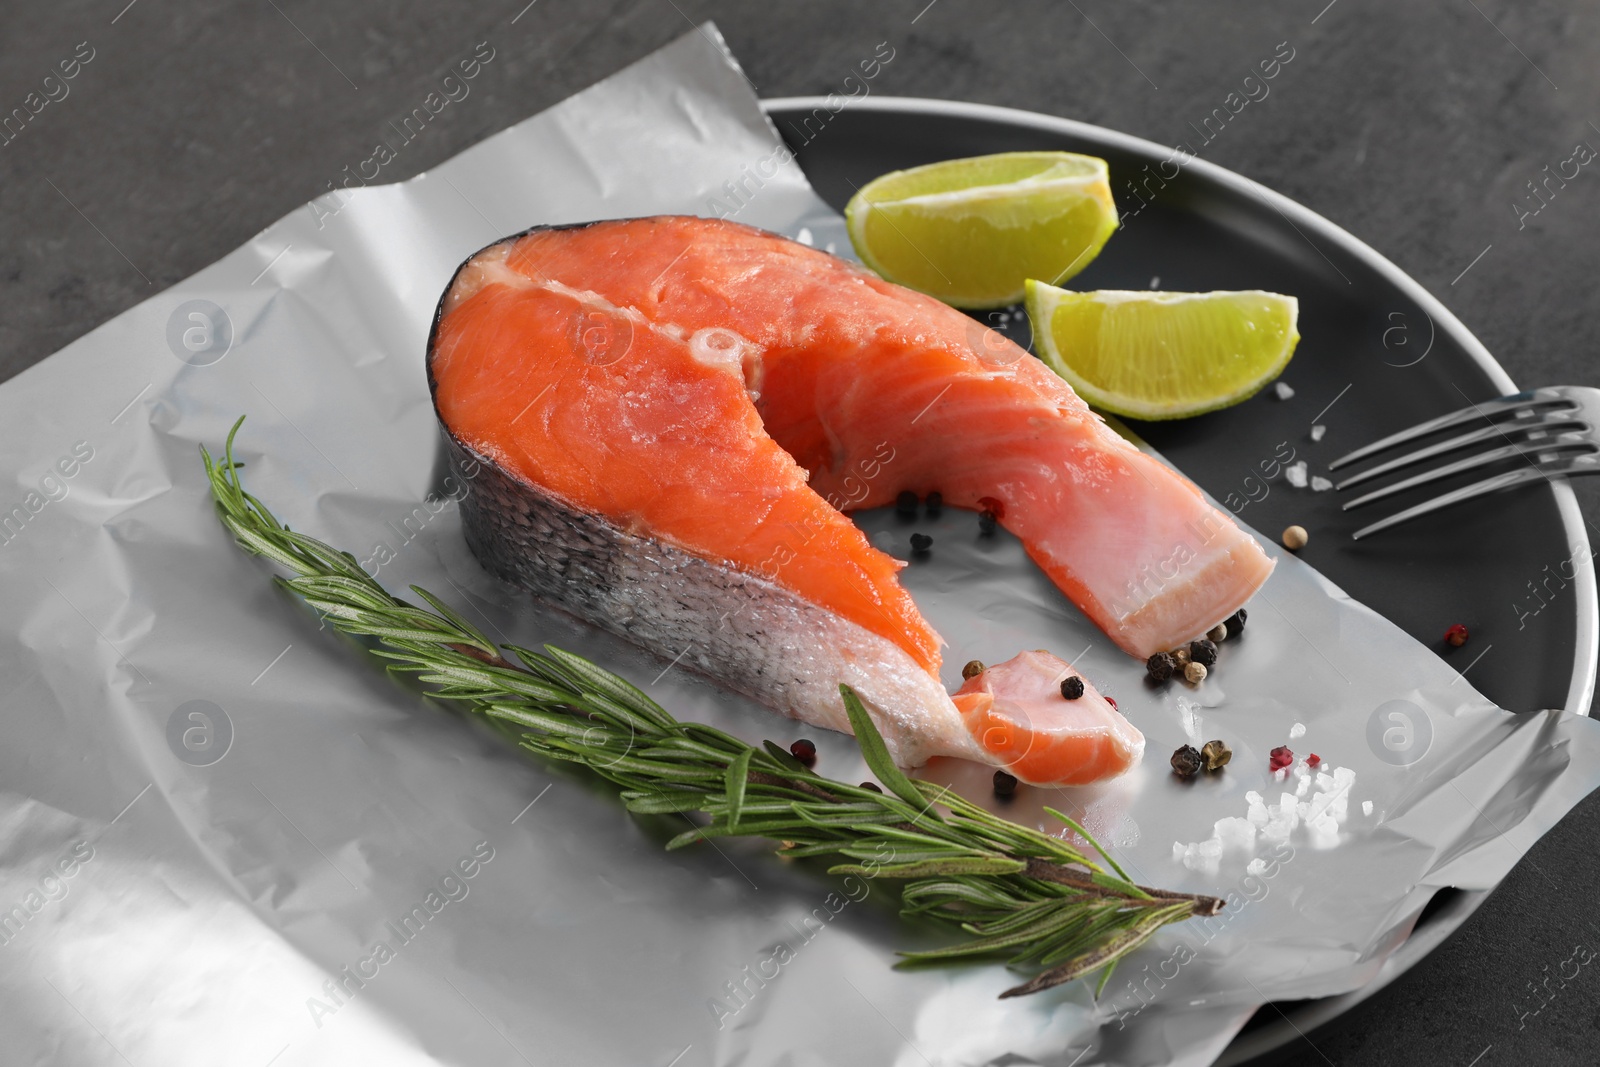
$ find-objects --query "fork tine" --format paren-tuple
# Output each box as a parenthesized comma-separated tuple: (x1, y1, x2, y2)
(1340, 436, 1596, 510)
(1350, 468, 1549, 540)
(1333, 417, 1587, 490)
(1327, 389, 1570, 471)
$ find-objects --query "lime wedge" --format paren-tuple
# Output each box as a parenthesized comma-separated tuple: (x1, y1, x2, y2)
(1025, 281, 1300, 420)
(844, 152, 1118, 309)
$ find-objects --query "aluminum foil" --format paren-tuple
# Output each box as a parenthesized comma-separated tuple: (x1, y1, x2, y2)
(1, 24, 1597, 1067)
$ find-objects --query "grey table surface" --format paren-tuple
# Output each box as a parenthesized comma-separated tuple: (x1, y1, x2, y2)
(2, 1, 1597, 1064)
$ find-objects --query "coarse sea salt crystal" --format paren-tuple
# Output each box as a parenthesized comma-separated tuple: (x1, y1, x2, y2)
(1215, 816, 1257, 851)
(1285, 461, 1309, 488)
(1173, 815, 1257, 875)
(1275, 381, 1295, 400)
(1174, 837, 1224, 874)
(1306, 811, 1340, 848)
(1175, 768, 1363, 874)
(1310, 424, 1326, 441)
(1311, 475, 1334, 492)
(1289, 723, 1306, 739)
(1321, 767, 1356, 823)
(1331, 793, 1352, 821)
(1260, 793, 1301, 843)
(1246, 791, 1269, 828)
(1303, 789, 1335, 822)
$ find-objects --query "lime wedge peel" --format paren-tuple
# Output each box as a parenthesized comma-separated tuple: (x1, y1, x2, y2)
(1025, 281, 1301, 421)
(845, 152, 1119, 309)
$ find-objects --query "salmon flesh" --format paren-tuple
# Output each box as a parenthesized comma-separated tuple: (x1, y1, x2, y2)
(427, 216, 1272, 783)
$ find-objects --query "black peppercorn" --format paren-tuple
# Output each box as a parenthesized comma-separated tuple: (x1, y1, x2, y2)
(925, 491, 943, 517)
(1059, 676, 1085, 700)
(992, 769, 1018, 797)
(1189, 638, 1218, 667)
(896, 490, 919, 518)
(790, 738, 817, 767)
(1146, 651, 1176, 683)
(1170, 745, 1203, 778)
(978, 509, 998, 535)
(910, 532, 933, 554)
(961, 659, 985, 680)
(1224, 608, 1247, 638)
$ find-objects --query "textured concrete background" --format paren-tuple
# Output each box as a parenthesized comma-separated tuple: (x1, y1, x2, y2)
(2, 1, 1597, 1063)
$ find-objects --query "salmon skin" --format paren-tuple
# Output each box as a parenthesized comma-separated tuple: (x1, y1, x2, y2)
(438, 429, 964, 768)
(428, 216, 1270, 783)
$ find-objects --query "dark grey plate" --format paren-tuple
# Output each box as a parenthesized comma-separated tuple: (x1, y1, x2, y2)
(764, 95, 1598, 1065)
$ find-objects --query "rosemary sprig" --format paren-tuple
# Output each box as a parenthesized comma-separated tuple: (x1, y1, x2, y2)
(202, 417, 1220, 998)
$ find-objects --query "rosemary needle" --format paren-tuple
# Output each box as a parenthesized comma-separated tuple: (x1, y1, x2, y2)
(201, 416, 1220, 998)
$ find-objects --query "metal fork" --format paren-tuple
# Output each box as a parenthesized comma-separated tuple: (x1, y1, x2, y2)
(1329, 385, 1600, 540)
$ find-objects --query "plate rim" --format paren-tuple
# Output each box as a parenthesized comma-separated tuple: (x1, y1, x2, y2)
(762, 93, 1598, 1062)
(761, 92, 1598, 719)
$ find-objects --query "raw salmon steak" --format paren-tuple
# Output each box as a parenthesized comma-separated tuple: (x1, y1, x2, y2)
(427, 216, 1272, 783)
